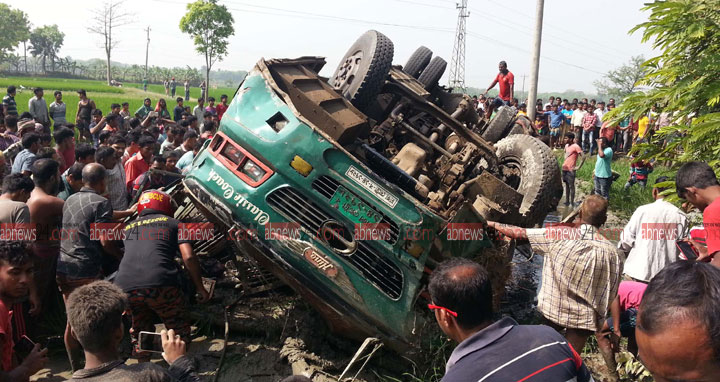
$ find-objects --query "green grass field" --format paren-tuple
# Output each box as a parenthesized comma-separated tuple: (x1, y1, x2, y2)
(0, 77, 237, 125)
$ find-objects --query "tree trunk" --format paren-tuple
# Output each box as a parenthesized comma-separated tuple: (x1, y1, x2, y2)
(42, 55, 46, 73)
(205, 68, 210, 103)
(23, 42, 27, 72)
(106, 52, 112, 85)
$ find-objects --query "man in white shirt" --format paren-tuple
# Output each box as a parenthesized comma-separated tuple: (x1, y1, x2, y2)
(571, 103, 588, 134)
(28, 88, 50, 128)
(618, 176, 688, 282)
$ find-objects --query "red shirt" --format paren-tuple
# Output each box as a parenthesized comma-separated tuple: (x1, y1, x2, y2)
(57, 144, 75, 174)
(496, 71, 514, 101)
(562, 143, 582, 171)
(124, 153, 149, 190)
(617, 281, 647, 311)
(704, 198, 720, 257)
(0, 300, 12, 371)
(216, 103, 228, 120)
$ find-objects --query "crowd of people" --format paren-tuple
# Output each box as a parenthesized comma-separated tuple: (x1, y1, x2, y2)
(0, 84, 243, 381)
(1, 68, 720, 382)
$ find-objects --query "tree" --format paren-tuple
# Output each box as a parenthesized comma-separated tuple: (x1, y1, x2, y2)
(180, 0, 235, 102)
(89, 1, 131, 85)
(0, 4, 30, 63)
(29, 25, 65, 73)
(608, 0, 720, 184)
(594, 55, 647, 101)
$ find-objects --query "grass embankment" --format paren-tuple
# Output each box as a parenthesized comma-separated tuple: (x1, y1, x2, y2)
(557, 151, 674, 220)
(0, 76, 236, 122)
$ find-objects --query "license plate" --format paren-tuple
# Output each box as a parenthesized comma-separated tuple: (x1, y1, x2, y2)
(329, 186, 382, 225)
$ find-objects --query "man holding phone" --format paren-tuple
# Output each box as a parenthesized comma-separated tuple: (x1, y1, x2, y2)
(676, 161, 720, 267)
(113, 190, 210, 359)
(66, 281, 199, 381)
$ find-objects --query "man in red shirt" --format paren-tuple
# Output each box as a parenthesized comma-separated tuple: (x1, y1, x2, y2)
(483, 60, 514, 118)
(124, 136, 154, 191)
(216, 94, 229, 121)
(676, 161, 720, 268)
(562, 133, 584, 206)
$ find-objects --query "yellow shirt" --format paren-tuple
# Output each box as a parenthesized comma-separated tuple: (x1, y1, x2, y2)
(638, 116, 649, 138)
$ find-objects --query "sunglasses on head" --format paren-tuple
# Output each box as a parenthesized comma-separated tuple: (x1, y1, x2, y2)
(427, 304, 458, 317)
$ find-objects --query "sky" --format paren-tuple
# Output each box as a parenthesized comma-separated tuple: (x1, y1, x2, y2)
(11, 0, 657, 93)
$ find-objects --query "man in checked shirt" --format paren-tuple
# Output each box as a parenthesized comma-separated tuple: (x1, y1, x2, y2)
(488, 195, 624, 353)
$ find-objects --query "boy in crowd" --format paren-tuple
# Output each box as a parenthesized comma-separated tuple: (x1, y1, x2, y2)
(66, 281, 199, 381)
(174, 130, 198, 155)
(73, 143, 96, 167)
(10, 133, 40, 176)
(192, 98, 205, 122)
(161, 126, 184, 155)
(177, 140, 205, 173)
(581, 105, 598, 154)
(544, 105, 567, 149)
(173, 97, 185, 122)
(115, 191, 210, 360)
(0, 242, 49, 380)
(119, 102, 131, 120)
(205, 97, 217, 115)
(561, 133, 584, 206)
(594, 137, 614, 200)
(216, 94, 229, 120)
(130, 156, 167, 200)
(96, 146, 128, 212)
(624, 157, 654, 189)
(125, 136, 155, 189)
(54, 127, 76, 173)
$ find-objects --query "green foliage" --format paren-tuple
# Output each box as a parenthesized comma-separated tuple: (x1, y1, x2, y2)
(29, 25, 65, 73)
(607, 0, 720, 174)
(0, 3, 30, 61)
(594, 55, 647, 100)
(179, 0, 235, 99)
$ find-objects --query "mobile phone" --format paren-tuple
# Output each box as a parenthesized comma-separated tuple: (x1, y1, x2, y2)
(14, 335, 35, 358)
(138, 331, 164, 353)
(677, 240, 699, 261)
(202, 277, 216, 299)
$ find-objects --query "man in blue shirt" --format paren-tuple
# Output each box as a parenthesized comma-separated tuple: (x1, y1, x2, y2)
(594, 137, 613, 199)
(544, 105, 567, 149)
(430, 258, 594, 382)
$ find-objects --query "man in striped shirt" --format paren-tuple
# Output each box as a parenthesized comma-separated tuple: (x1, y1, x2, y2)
(429, 258, 594, 382)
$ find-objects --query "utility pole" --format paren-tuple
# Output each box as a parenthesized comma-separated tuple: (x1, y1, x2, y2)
(528, 0, 544, 121)
(448, 0, 469, 92)
(521, 74, 527, 94)
(144, 26, 151, 78)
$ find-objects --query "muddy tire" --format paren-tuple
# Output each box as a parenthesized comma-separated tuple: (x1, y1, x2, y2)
(331, 30, 394, 111)
(495, 134, 562, 226)
(481, 106, 515, 143)
(417, 56, 447, 90)
(403, 46, 432, 78)
(507, 122, 525, 136)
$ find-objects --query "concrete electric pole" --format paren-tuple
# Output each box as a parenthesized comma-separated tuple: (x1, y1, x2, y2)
(448, 0, 469, 92)
(144, 26, 151, 78)
(527, 0, 544, 121)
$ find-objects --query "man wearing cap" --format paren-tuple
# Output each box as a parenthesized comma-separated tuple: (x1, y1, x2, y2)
(113, 190, 210, 359)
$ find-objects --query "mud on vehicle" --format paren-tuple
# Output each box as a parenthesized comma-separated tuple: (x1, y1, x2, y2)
(173, 30, 562, 350)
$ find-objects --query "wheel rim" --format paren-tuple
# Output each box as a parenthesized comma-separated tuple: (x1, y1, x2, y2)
(332, 49, 364, 95)
(499, 156, 523, 190)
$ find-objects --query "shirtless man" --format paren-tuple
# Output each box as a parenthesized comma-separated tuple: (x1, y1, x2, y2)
(26, 159, 64, 314)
